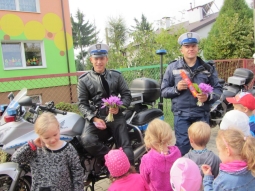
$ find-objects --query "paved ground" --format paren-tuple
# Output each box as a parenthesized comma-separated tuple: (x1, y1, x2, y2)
(87, 125, 220, 191)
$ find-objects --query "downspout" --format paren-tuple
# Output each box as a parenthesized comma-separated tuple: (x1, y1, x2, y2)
(60, 0, 73, 102)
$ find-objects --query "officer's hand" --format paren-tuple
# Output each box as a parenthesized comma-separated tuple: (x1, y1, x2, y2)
(197, 93, 208, 103)
(109, 107, 119, 115)
(93, 117, 107, 130)
(177, 80, 188, 91)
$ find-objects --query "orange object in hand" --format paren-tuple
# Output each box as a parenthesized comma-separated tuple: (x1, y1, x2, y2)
(180, 70, 198, 97)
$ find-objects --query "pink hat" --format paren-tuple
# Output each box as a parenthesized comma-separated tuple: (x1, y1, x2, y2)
(104, 148, 130, 177)
(170, 158, 202, 191)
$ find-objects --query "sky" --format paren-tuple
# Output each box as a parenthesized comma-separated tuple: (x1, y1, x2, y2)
(69, 0, 252, 43)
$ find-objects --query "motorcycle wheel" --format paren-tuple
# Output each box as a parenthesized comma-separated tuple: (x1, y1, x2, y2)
(0, 175, 31, 191)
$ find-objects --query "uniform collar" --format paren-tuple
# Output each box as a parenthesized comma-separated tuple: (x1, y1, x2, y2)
(92, 68, 107, 76)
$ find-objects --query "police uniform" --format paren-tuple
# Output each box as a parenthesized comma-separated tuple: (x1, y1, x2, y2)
(77, 44, 134, 165)
(161, 32, 222, 155)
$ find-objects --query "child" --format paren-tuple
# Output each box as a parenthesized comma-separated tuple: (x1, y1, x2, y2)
(11, 112, 84, 191)
(184, 121, 221, 177)
(220, 109, 251, 136)
(139, 118, 181, 191)
(170, 157, 202, 191)
(226, 92, 255, 135)
(104, 148, 149, 191)
(201, 128, 255, 190)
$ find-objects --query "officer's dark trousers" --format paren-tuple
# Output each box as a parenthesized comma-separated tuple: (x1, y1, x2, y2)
(174, 113, 209, 156)
(81, 114, 134, 165)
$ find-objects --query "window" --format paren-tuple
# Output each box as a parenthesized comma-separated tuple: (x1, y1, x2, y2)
(0, 0, 39, 12)
(1, 41, 46, 70)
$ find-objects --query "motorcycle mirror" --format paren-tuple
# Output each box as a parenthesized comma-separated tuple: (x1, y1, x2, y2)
(18, 96, 33, 106)
(8, 92, 14, 101)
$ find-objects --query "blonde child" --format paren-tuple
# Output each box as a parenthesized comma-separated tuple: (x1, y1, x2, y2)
(104, 148, 149, 191)
(184, 121, 221, 177)
(226, 92, 255, 136)
(170, 158, 202, 191)
(201, 128, 255, 190)
(12, 112, 84, 191)
(140, 118, 181, 191)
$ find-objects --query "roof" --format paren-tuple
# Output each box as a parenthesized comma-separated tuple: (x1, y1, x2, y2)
(155, 12, 219, 34)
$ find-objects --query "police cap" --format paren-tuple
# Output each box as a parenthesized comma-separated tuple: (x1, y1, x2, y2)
(88, 43, 109, 57)
(178, 32, 200, 46)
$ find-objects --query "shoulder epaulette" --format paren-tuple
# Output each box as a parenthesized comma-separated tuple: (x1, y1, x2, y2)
(109, 69, 121, 74)
(205, 60, 215, 66)
(78, 72, 89, 79)
(168, 60, 177, 65)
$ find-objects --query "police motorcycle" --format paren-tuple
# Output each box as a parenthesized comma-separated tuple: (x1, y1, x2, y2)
(209, 68, 255, 126)
(0, 78, 163, 191)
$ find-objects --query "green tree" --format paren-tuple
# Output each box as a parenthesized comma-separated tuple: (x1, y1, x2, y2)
(124, 26, 186, 70)
(71, 9, 99, 67)
(155, 27, 187, 61)
(203, 0, 254, 59)
(130, 14, 153, 32)
(106, 16, 128, 69)
(126, 30, 158, 67)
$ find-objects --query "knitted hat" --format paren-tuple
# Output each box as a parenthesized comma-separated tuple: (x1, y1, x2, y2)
(104, 148, 130, 177)
(220, 110, 250, 136)
(170, 158, 202, 191)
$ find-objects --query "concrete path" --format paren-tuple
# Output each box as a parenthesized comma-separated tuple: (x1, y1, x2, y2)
(87, 125, 220, 191)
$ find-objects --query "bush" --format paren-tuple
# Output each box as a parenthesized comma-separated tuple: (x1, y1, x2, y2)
(0, 150, 11, 163)
(55, 102, 82, 116)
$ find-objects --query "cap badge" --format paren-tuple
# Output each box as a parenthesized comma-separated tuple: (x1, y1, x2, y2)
(187, 32, 192, 38)
(96, 44, 101, 50)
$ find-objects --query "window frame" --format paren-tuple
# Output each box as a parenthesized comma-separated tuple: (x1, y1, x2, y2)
(0, 0, 40, 13)
(1, 40, 46, 70)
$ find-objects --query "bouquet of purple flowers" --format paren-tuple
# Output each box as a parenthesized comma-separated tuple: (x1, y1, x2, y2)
(101, 95, 125, 122)
(193, 83, 213, 106)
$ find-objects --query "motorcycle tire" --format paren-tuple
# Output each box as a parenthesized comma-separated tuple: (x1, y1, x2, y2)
(0, 175, 31, 191)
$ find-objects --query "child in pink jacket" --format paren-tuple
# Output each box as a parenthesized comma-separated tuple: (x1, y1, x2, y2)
(105, 148, 149, 191)
(140, 119, 181, 191)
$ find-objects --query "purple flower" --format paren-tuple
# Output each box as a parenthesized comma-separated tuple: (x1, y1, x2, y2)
(198, 83, 213, 94)
(101, 95, 125, 122)
(101, 96, 123, 108)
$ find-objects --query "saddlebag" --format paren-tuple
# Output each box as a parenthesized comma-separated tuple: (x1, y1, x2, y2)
(131, 108, 164, 130)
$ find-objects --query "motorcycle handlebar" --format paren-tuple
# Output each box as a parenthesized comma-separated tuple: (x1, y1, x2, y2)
(38, 105, 67, 115)
(49, 108, 67, 115)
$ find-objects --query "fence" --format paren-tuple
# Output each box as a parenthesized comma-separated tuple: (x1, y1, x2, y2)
(0, 59, 254, 126)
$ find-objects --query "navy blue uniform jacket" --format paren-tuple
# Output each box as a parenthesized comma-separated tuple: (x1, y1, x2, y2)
(161, 57, 222, 117)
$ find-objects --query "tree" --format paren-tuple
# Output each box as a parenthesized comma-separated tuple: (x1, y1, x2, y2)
(203, 0, 254, 59)
(155, 27, 187, 61)
(126, 30, 158, 67)
(130, 14, 153, 32)
(71, 9, 99, 68)
(106, 16, 128, 69)
(126, 26, 187, 68)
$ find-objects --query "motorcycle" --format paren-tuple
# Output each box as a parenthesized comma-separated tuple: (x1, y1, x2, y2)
(209, 68, 255, 127)
(0, 77, 164, 191)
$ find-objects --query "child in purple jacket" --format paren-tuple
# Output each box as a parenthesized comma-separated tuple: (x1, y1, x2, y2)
(139, 119, 181, 191)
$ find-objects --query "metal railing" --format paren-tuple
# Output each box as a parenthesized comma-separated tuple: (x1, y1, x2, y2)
(0, 59, 254, 127)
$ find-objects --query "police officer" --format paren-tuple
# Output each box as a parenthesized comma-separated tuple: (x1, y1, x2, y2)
(161, 32, 222, 155)
(77, 43, 134, 168)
